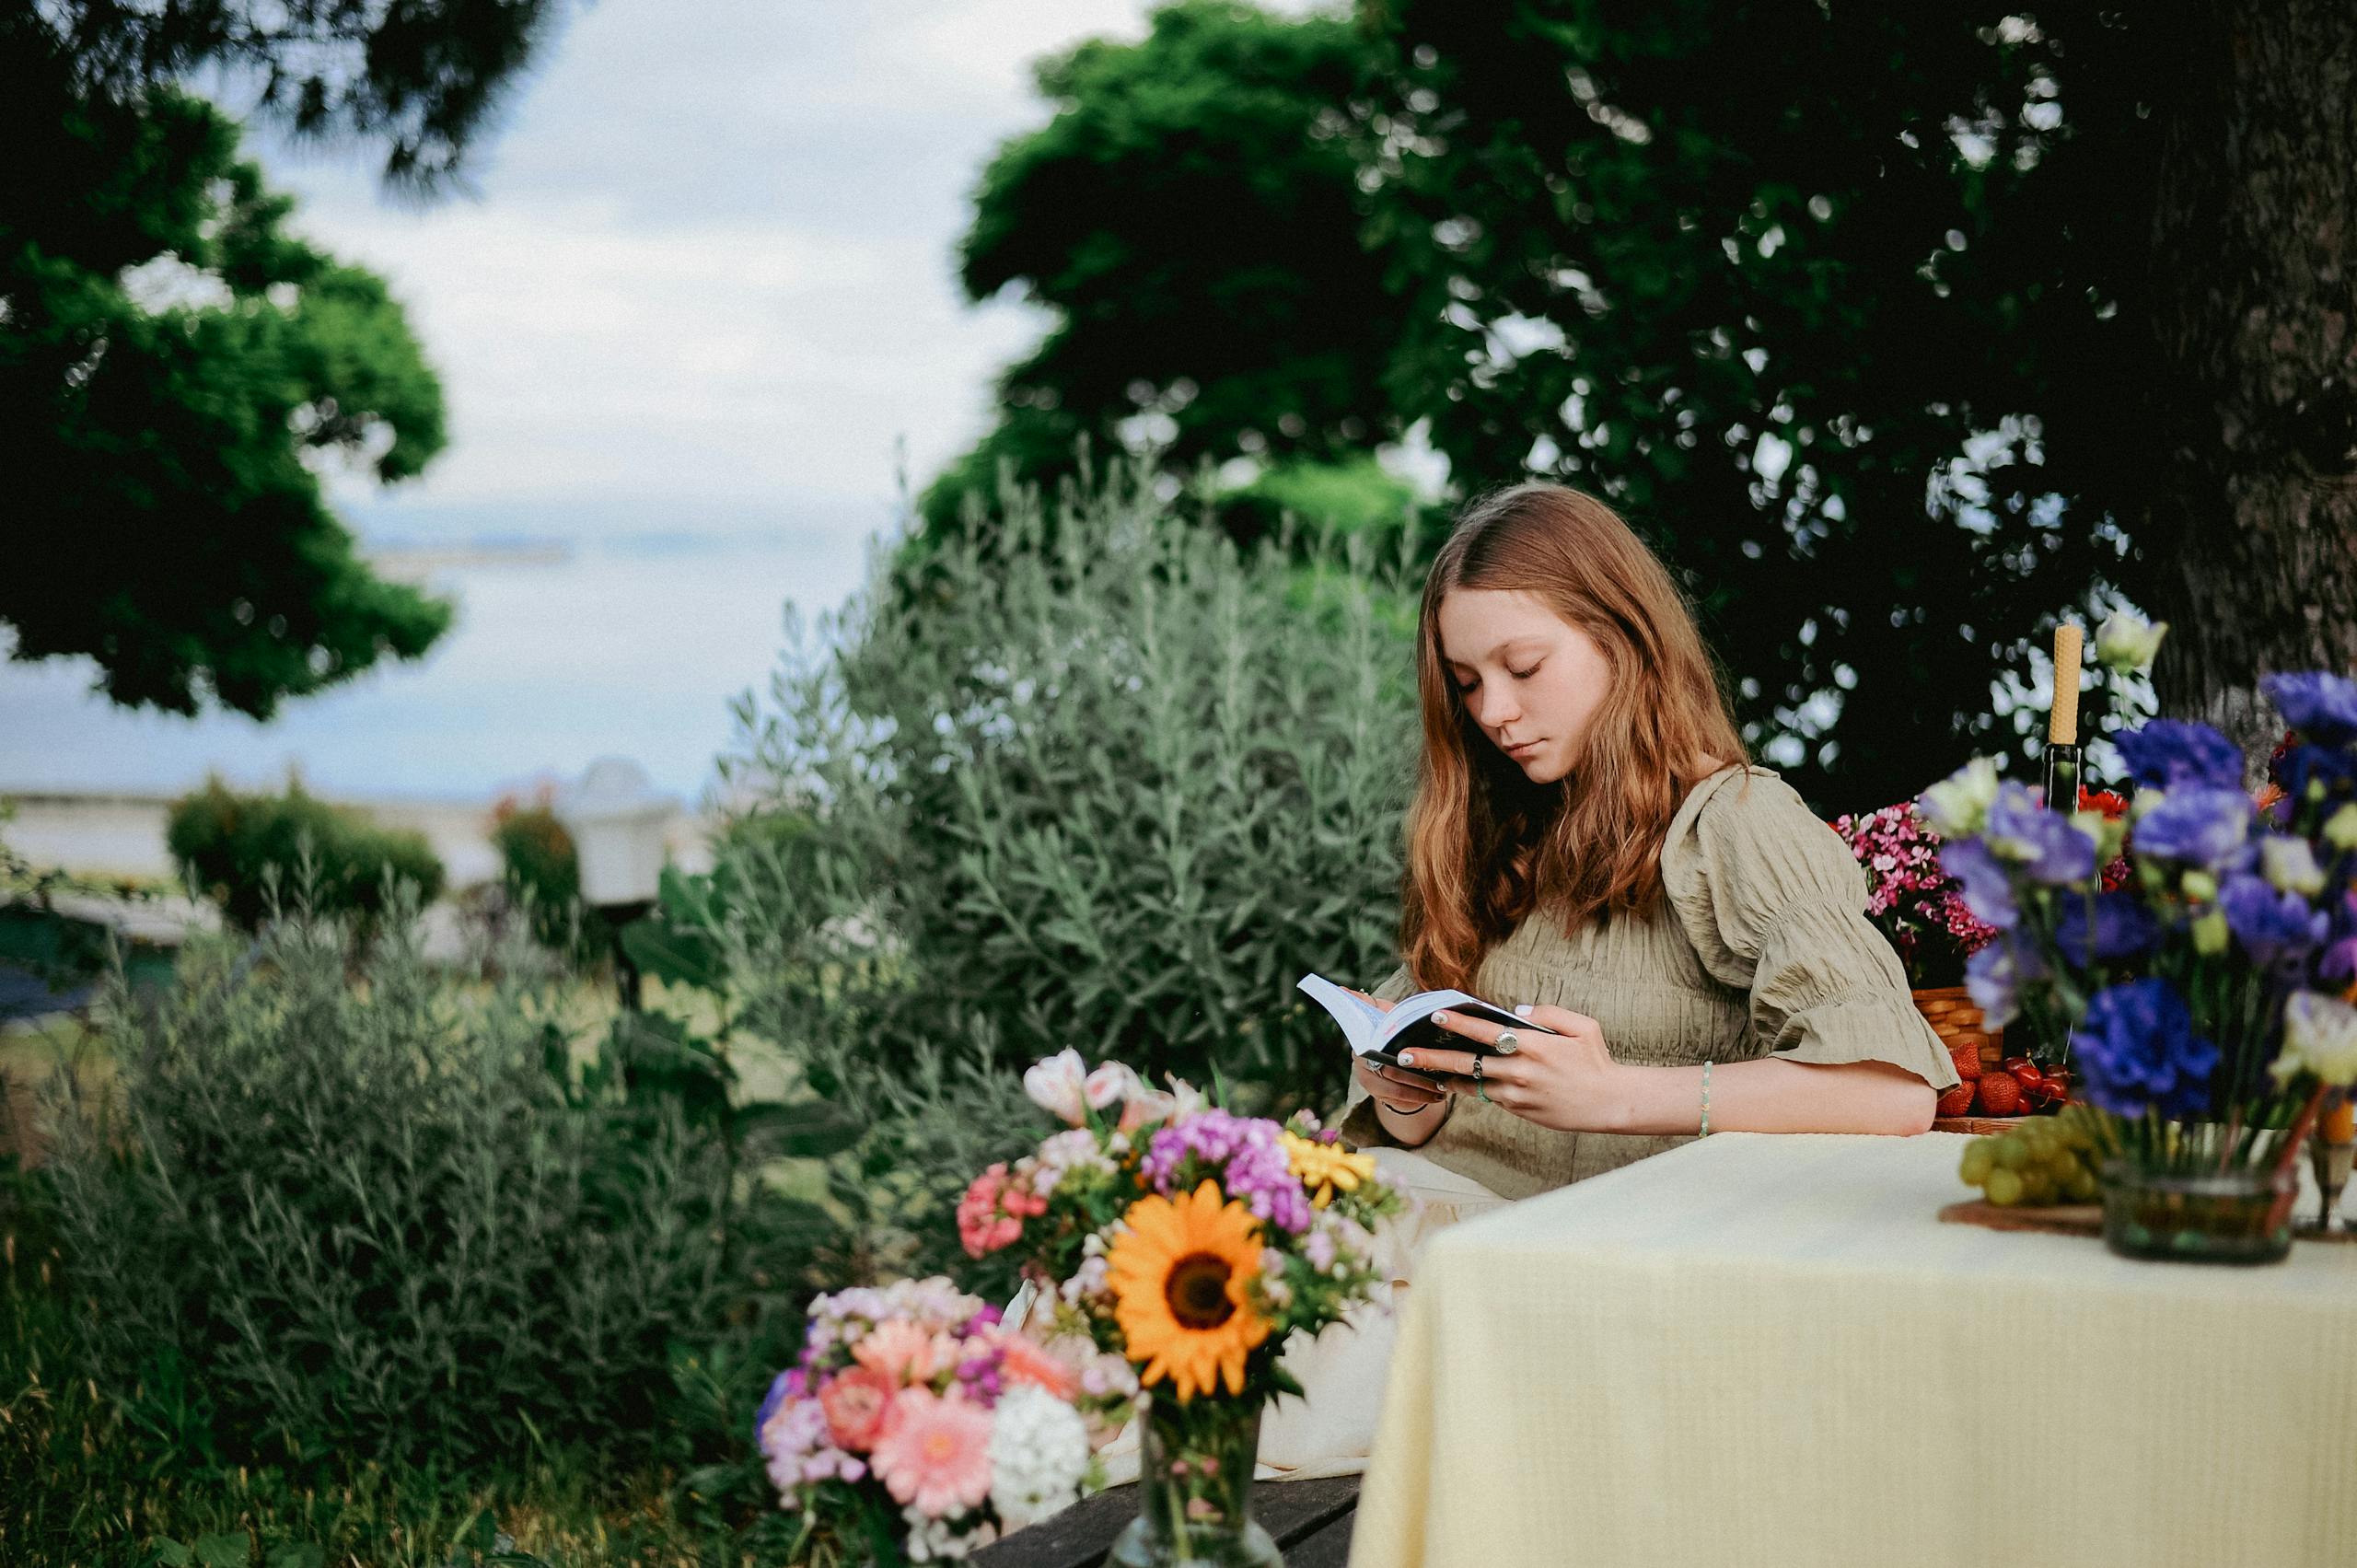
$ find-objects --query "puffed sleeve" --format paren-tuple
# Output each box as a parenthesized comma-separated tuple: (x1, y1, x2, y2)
(1335, 962, 1420, 1146)
(1661, 768, 1959, 1092)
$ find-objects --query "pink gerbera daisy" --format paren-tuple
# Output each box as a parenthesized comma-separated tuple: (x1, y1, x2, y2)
(853, 1318, 941, 1384)
(869, 1387, 994, 1517)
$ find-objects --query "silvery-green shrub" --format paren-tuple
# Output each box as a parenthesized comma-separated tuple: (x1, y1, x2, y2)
(715, 465, 1421, 1121)
(35, 902, 809, 1470)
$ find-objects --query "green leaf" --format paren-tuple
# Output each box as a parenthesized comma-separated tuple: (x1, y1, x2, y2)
(193, 1534, 250, 1568)
(151, 1541, 192, 1568)
(734, 1100, 866, 1160)
(620, 913, 722, 992)
(266, 1545, 324, 1568)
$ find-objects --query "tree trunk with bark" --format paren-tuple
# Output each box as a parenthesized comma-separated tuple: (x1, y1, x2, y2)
(2142, 1, 2357, 771)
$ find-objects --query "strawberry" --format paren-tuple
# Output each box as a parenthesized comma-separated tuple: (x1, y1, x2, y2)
(1977, 1074, 2025, 1117)
(1948, 1041, 1981, 1081)
(1936, 1083, 1976, 1119)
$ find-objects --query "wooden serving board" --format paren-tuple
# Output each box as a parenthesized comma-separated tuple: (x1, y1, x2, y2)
(1933, 1115, 2038, 1136)
(1939, 1199, 2357, 1242)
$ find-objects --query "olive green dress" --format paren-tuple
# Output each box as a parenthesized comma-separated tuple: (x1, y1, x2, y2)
(1338, 763, 1963, 1201)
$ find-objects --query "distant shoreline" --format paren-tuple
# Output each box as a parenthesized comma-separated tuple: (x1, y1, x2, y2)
(4, 788, 715, 888)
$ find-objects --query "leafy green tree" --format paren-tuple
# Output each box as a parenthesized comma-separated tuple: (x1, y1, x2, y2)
(1, 55, 450, 714)
(35, 0, 567, 189)
(923, 0, 1400, 539)
(938, 1, 2356, 808)
(3, 3, 570, 716)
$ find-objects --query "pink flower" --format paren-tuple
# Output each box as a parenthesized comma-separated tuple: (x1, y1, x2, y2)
(819, 1365, 898, 1451)
(990, 1330, 1081, 1401)
(1084, 1061, 1138, 1110)
(958, 1164, 1047, 1260)
(869, 1387, 995, 1518)
(854, 1318, 940, 1384)
(1023, 1050, 1089, 1125)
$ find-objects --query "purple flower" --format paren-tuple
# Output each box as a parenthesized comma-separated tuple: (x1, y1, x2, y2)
(2116, 721, 2246, 792)
(1982, 783, 2096, 886)
(755, 1366, 804, 1441)
(2219, 876, 2329, 968)
(2273, 744, 2357, 806)
(2262, 671, 2357, 748)
(1144, 1109, 1313, 1234)
(2070, 978, 2219, 1120)
(2131, 785, 2251, 868)
(2049, 889, 2161, 969)
(1940, 837, 2019, 929)
(1965, 930, 2045, 1031)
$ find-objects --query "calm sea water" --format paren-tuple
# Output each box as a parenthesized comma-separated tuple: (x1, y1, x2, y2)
(0, 528, 876, 803)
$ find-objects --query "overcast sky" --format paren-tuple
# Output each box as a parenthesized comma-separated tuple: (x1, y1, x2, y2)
(275, 0, 1318, 552)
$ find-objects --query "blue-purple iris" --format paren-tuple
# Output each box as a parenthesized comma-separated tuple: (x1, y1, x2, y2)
(2219, 876, 2328, 969)
(2130, 785, 2251, 868)
(2262, 671, 2357, 748)
(1941, 836, 2019, 930)
(2049, 889, 2161, 969)
(2115, 721, 2247, 793)
(2272, 744, 2357, 806)
(1964, 930, 2045, 1031)
(1981, 782, 2096, 885)
(2069, 978, 2220, 1120)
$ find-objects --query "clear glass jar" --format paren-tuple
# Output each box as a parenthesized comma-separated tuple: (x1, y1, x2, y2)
(1109, 1392, 1282, 1568)
(2098, 1159, 2296, 1264)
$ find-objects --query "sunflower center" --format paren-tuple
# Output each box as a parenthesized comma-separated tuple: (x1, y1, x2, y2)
(1164, 1251, 1237, 1330)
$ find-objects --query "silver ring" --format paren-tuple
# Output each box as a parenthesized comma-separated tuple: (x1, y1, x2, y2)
(1493, 1029, 1521, 1055)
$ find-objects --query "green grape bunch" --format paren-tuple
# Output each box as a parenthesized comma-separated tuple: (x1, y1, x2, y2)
(1956, 1106, 2105, 1207)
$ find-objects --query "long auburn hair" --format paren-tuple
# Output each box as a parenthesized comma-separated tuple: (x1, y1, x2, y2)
(1399, 483, 1750, 993)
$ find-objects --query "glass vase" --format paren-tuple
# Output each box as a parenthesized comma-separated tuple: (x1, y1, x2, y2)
(2097, 1159, 2296, 1264)
(1109, 1392, 1282, 1568)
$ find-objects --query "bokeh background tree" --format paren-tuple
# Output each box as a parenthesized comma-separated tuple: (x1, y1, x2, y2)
(923, 0, 2357, 812)
(0, 3, 572, 716)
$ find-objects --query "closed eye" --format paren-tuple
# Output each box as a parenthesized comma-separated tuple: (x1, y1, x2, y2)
(1455, 662, 1541, 694)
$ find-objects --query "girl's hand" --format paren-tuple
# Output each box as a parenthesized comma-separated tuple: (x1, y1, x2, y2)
(1395, 1004, 1626, 1133)
(1341, 988, 1449, 1115)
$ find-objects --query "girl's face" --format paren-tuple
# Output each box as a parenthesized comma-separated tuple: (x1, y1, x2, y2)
(1436, 587, 1614, 785)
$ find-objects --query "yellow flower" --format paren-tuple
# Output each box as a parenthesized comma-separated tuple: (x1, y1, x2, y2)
(1106, 1183, 1269, 1400)
(1281, 1131, 1376, 1209)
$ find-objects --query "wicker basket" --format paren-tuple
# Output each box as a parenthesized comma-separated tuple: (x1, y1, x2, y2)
(1912, 985, 2003, 1070)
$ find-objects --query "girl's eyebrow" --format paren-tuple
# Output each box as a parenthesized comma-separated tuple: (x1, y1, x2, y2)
(1445, 635, 1548, 669)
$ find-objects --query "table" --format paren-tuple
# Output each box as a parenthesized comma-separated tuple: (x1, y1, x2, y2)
(1350, 1132, 2357, 1568)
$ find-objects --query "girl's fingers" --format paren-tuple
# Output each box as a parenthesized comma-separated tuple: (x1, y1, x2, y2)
(1395, 1045, 1483, 1078)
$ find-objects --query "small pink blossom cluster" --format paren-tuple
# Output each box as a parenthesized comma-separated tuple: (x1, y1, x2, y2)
(958, 1163, 1048, 1260)
(760, 1278, 1107, 1558)
(1829, 801, 2000, 981)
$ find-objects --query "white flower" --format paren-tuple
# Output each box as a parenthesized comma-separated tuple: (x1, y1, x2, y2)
(1166, 1074, 1210, 1120)
(1116, 1086, 1175, 1133)
(2259, 835, 2328, 898)
(1024, 1050, 1089, 1126)
(1084, 1062, 1138, 1111)
(2324, 803, 2357, 852)
(988, 1384, 1092, 1532)
(2275, 992, 2357, 1088)
(902, 1505, 996, 1562)
(2094, 609, 2168, 674)
(1919, 756, 2000, 839)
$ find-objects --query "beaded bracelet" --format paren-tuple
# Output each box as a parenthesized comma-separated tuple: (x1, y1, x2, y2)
(1700, 1060, 1713, 1137)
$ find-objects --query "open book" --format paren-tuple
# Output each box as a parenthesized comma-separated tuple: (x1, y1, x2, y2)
(1296, 973, 1544, 1067)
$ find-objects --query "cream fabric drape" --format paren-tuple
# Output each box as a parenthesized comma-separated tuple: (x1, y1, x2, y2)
(1352, 1132, 2357, 1568)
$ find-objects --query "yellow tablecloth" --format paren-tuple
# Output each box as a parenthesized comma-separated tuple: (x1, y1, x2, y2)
(1351, 1132, 2357, 1568)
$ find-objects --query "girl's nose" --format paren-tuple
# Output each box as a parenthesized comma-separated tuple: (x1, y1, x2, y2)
(1474, 684, 1519, 729)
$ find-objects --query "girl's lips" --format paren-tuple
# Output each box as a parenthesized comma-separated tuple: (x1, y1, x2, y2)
(1504, 738, 1543, 757)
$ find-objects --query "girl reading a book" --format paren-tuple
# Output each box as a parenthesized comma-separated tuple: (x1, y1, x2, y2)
(1258, 481, 1956, 1476)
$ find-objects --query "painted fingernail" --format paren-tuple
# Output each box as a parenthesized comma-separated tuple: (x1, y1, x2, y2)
(1434, 1012, 1451, 1025)
(1398, 1053, 1416, 1066)
(1515, 1004, 1533, 1017)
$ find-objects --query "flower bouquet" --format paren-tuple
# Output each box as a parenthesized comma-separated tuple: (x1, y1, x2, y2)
(1834, 790, 2131, 1119)
(961, 1049, 1402, 1567)
(1922, 658, 2357, 1262)
(758, 1277, 1131, 1563)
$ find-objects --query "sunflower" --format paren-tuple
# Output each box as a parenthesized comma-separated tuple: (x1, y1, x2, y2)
(1106, 1181, 1270, 1400)
(1281, 1130, 1376, 1209)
